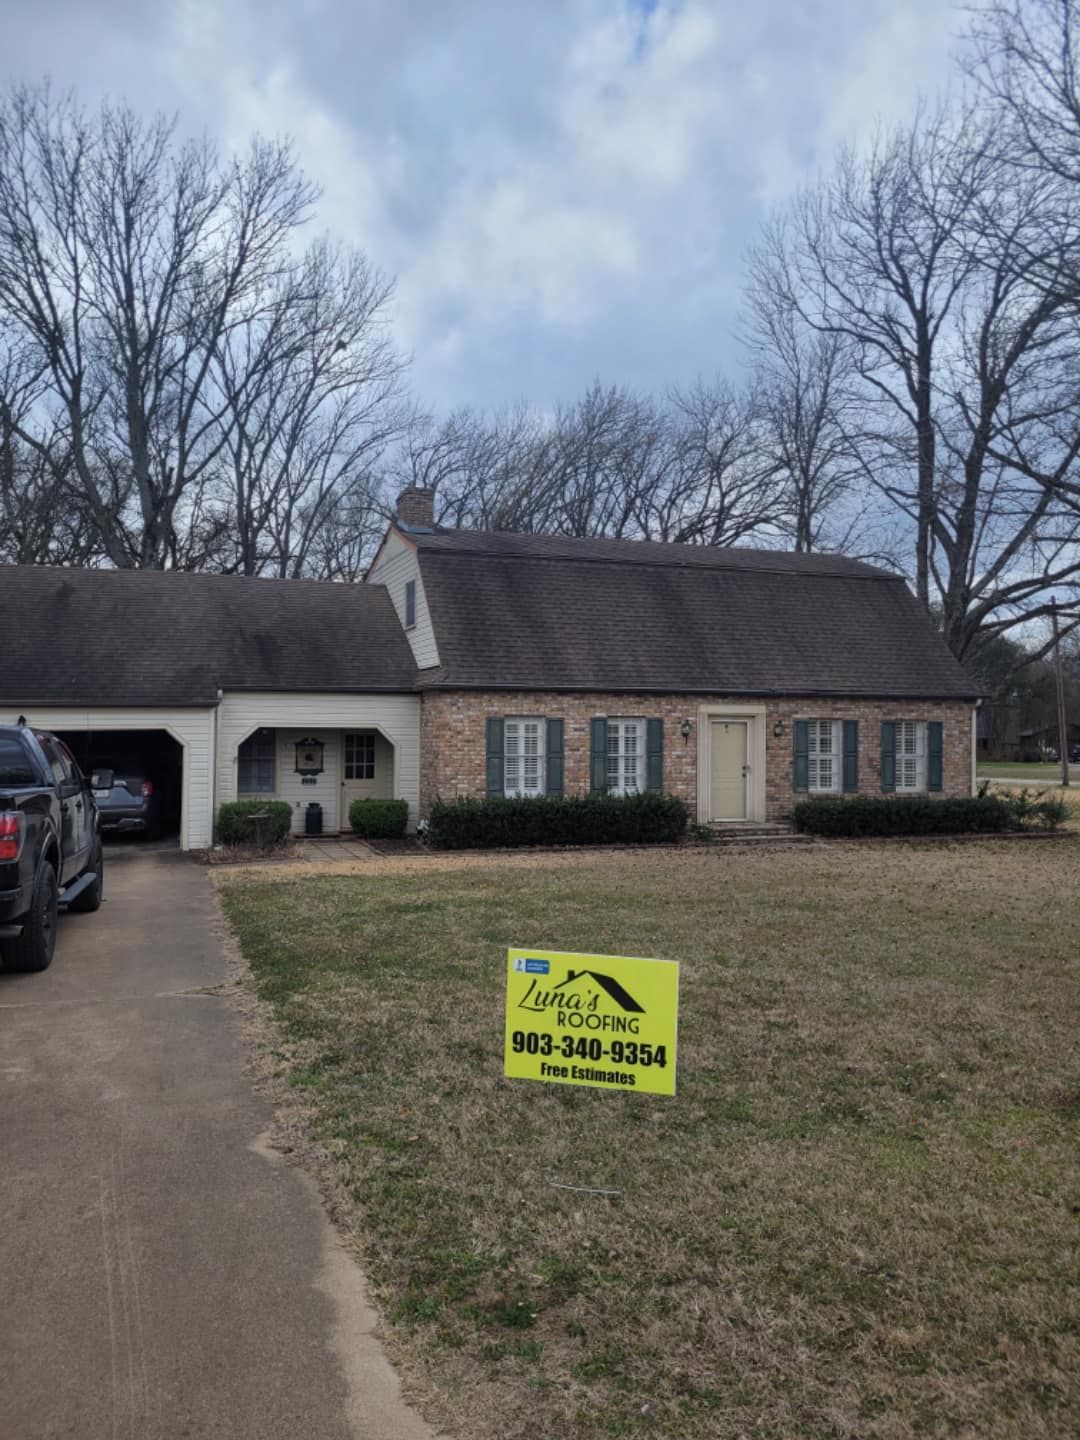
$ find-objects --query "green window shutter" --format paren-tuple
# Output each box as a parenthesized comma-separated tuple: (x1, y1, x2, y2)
(546, 718, 564, 797)
(842, 720, 859, 793)
(589, 717, 608, 794)
(880, 721, 896, 792)
(646, 718, 664, 793)
(485, 717, 505, 798)
(793, 720, 809, 791)
(927, 721, 944, 791)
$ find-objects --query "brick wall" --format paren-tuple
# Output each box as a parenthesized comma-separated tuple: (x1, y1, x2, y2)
(419, 691, 974, 821)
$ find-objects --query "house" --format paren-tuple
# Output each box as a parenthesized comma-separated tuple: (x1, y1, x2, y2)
(0, 487, 981, 848)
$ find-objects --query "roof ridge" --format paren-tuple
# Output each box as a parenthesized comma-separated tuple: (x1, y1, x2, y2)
(419, 539, 897, 582)
(1, 562, 378, 593)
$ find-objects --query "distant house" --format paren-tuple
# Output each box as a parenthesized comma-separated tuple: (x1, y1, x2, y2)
(0, 486, 982, 848)
(1019, 723, 1080, 759)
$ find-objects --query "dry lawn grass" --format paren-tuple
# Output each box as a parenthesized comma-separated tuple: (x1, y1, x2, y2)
(218, 840, 1080, 1440)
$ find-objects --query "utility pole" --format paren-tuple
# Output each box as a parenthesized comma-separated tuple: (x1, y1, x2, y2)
(1050, 597, 1070, 788)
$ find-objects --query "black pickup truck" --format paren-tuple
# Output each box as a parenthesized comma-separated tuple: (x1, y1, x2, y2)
(0, 723, 107, 973)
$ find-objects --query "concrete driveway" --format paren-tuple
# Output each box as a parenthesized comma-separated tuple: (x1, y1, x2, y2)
(0, 852, 434, 1440)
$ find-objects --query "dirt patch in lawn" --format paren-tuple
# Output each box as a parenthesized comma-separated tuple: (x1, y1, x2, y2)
(217, 842, 1080, 1440)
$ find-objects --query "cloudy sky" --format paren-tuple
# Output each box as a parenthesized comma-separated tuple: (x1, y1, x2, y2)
(4, 0, 961, 414)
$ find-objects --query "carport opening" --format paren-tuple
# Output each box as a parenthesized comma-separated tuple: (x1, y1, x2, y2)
(57, 729, 183, 846)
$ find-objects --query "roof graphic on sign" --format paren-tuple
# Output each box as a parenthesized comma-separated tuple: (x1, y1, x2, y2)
(552, 969, 645, 1014)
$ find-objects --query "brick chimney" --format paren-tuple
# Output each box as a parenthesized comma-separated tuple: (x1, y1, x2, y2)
(395, 486, 435, 530)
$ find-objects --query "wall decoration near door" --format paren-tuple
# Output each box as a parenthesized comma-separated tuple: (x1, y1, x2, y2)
(294, 737, 325, 775)
(709, 719, 749, 821)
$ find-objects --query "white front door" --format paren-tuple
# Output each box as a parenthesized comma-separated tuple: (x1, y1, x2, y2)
(709, 719, 749, 821)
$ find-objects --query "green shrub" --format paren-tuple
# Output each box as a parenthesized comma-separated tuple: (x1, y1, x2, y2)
(997, 787, 1068, 832)
(217, 799, 293, 846)
(349, 797, 409, 838)
(792, 795, 1012, 837)
(427, 792, 689, 850)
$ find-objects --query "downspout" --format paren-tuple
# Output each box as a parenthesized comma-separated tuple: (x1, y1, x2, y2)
(971, 699, 981, 797)
(211, 688, 223, 845)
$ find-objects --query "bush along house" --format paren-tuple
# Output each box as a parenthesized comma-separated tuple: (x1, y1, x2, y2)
(0, 485, 981, 848)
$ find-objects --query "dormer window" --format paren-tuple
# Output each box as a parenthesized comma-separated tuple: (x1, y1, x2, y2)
(405, 579, 416, 629)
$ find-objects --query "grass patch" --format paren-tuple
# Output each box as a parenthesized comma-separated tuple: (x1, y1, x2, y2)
(219, 842, 1080, 1439)
(977, 762, 1070, 780)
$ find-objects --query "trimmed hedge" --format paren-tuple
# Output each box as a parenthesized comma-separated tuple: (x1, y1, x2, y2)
(349, 797, 409, 838)
(792, 795, 1012, 837)
(217, 799, 293, 846)
(427, 792, 689, 850)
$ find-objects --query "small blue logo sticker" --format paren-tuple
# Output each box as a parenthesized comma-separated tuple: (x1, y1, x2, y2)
(513, 958, 550, 974)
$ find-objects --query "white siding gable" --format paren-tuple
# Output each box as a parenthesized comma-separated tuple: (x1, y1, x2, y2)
(366, 529, 439, 670)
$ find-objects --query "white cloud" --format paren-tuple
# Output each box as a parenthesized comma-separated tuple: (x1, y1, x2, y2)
(1, 0, 972, 410)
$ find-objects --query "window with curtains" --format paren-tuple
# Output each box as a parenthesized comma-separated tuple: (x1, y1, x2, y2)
(894, 720, 926, 791)
(606, 718, 645, 796)
(504, 718, 546, 797)
(237, 728, 276, 793)
(807, 720, 841, 793)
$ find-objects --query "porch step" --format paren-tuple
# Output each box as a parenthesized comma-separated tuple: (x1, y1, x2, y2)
(706, 823, 817, 847)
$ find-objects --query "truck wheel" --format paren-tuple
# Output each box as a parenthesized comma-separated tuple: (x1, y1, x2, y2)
(68, 839, 104, 914)
(1, 862, 58, 973)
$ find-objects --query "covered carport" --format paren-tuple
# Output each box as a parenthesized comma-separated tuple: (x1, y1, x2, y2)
(0, 707, 216, 850)
(56, 728, 184, 843)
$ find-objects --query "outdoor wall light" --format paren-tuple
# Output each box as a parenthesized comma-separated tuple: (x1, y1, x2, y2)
(773, 720, 786, 738)
(680, 718, 693, 742)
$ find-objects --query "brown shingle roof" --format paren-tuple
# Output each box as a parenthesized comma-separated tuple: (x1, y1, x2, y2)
(0, 565, 418, 707)
(412, 528, 982, 699)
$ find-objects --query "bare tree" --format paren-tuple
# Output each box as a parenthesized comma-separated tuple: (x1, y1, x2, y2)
(749, 105, 1000, 603)
(210, 240, 407, 576)
(967, 0, 1080, 183)
(0, 84, 323, 567)
(747, 100, 1080, 662)
(0, 333, 93, 564)
(740, 296, 868, 553)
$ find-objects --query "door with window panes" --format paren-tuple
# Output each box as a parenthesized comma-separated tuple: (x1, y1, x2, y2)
(341, 732, 380, 816)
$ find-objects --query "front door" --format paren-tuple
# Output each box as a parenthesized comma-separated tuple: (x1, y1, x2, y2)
(341, 732, 379, 820)
(709, 719, 749, 821)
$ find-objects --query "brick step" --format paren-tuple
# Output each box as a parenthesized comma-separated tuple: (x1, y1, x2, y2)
(706, 823, 817, 847)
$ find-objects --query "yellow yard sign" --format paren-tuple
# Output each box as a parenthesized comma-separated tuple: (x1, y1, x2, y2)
(504, 949, 679, 1096)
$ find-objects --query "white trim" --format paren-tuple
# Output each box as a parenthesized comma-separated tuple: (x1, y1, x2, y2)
(504, 716, 546, 797)
(807, 718, 842, 794)
(697, 704, 766, 823)
(894, 719, 927, 792)
(605, 716, 646, 797)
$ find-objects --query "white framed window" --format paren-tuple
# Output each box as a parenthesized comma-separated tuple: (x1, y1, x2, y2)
(238, 728, 276, 794)
(606, 718, 645, 797)
(895, 720, 926, 791)
(344, 732, 375, 780)
(807, 720, 841, 793)
(505, 718, 546, 797)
